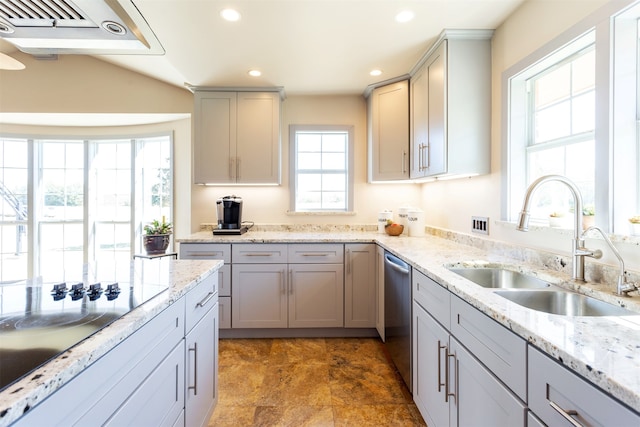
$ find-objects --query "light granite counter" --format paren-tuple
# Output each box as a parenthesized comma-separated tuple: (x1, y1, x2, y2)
(0, 258, 223, 427)
(179, 229, 640, 413)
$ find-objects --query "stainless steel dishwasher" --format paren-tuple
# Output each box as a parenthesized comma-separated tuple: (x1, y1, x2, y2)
(384, 251, 412, 391)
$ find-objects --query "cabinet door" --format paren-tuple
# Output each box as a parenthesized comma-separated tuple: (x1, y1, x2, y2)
(219, 296, 231, 329)
(425, 41, 446, 177)
(289, 264, 344, 328)
(344, 243, 376, 328)
(186, 304, 218, 427)
(106, 341, 185, 427)
(410, 63, 428, 178)
(528, 346, 640, 426)
(450, 338, 526, 427)
(193, 92, 236, 184)
(376, 245, 385, 340)
(180, 243, 231, 263)
(413, 301, 450, 427)
(369, 80, 410, 181)
(236, 92, 281, 184)
(232, 264, 288, 328)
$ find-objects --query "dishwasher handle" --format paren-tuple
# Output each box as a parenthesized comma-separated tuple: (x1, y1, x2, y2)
(384, 253, 410, 275)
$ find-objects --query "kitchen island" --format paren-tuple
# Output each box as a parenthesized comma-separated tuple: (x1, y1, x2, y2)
(179, 227, 640, 418)
(0, 258, 223, 427)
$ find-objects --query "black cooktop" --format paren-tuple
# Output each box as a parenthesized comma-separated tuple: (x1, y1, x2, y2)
(0, 279, 168, 391)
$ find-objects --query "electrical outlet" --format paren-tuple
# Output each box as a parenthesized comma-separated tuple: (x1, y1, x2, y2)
(472, 216, 489, 235)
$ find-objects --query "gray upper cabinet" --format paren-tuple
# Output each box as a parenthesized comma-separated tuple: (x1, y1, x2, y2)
(368, 80, 410, 182)
(410, 30, 492, 179)
(193, 90, 281, 185)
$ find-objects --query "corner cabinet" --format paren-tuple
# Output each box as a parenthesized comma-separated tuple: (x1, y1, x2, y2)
(410, 30, 492, 179)
(193, 90, 281, 185)
(367, 80, 410, 181)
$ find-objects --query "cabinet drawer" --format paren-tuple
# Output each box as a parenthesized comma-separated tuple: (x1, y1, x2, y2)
(219, 296, 231, 329)
(529, 346, 640, 426)
(450, 295, 526, 400)
(413, 270, 450, 328)
(185, 273, 218, 333)
(232, 243, 288, 263)
(180, 243, 231, 263)
(288, 243, 343, 263)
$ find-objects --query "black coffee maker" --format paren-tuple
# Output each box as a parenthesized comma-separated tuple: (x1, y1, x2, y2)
(214, 195, 248, 235)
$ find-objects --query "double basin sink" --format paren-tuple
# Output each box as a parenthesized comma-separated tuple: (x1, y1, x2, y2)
(450, 267, 636, 316)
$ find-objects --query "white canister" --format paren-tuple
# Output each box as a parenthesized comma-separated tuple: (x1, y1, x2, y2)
(407, 209, 425, 237)
(377, 210, 393, 233)
(397, 207, 410, 228)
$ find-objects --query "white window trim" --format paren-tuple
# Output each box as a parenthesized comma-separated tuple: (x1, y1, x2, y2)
(501, 0, 639, 234)
(289, 124, 354, 213)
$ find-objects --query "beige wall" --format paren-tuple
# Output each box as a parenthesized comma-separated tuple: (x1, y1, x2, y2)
(190, 95, 421, 232)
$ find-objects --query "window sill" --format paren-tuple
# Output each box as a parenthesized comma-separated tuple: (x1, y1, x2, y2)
(286, 211, 357, 216)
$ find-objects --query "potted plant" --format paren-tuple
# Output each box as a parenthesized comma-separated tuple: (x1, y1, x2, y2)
(143, 217, 173, 255)
(582, 205, 595, 229)
(629, 215, 640, 236)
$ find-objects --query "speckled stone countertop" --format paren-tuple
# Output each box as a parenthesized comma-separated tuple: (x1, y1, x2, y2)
(0, 258, 223, 427)
(179, 228, 640, 413)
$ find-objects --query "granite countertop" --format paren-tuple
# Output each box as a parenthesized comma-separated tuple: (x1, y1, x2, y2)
(179, 229, 640, 412)
(0, 258, 223, 427)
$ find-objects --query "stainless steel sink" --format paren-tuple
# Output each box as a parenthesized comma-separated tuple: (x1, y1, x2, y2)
(450, 268, 551, 289)
(495, 289, 636, 316)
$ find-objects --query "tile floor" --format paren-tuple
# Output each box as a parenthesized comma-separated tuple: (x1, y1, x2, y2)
(208, 337, 427, 427)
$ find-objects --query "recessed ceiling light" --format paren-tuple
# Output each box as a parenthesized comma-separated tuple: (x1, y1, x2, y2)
(370, 69, 383, 77)
(248, 69, 262, 77)
(395, 10, 415, 23)
(220, 8, 241, 22)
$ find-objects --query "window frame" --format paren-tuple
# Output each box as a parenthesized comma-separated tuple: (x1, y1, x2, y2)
(503, 0, 640, 236)
(289, 124, 354, 213)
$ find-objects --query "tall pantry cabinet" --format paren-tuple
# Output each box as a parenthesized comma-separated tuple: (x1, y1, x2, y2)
(192, 89, 282, 185)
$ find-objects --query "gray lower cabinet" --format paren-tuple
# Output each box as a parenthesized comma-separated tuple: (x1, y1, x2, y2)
(232, 243, 344, 328)
(185, 274, 219, 427)
(344, 243, 376, 328)
(180, 243, 231, 329)
(412, 270, 526, 427)
(528, 346, 640, 426)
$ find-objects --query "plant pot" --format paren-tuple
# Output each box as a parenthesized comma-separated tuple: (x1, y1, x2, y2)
(630, 223, 640, 236)
(143, 234, 171, 255)
(548, 216, 565, 228)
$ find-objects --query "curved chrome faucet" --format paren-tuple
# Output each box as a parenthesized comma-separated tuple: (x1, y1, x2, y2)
(517, 175, 598, 282)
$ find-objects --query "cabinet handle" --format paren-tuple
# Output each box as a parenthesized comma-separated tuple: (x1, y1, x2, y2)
(301, 253, 329, 257)
(346, 249, 351, 275)
(244, 253, 275, 257)
(445, 350, 456, 403)
(186, 252, 222, 257)
(548, 400, 584, 427)
(188, 343, 198, 395)
(425, 142, 430, 169)
(402, 150, 407, 174)
(280, 269, 285, 294)
(289, 269, 293, 295)
(196, 291, 215, 308)
(437, 341, 446, 393)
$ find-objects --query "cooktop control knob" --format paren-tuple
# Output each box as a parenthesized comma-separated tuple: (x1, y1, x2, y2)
(51, 282, 68, 301)
(70, 282, 86, 301)
(105, 282, 121, 300)
(87, 282, 103, 301)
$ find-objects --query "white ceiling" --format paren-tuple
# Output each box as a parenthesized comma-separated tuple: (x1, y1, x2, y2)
(87, 0, 526, 96)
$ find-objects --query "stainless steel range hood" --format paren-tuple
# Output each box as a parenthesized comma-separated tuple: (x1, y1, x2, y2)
(0, 0, 164, 55)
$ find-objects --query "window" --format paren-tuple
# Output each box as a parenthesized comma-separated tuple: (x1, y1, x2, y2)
(505, 0, 640, 235)
(0, 134, 172, 282)
(290, 125, 354, 212)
